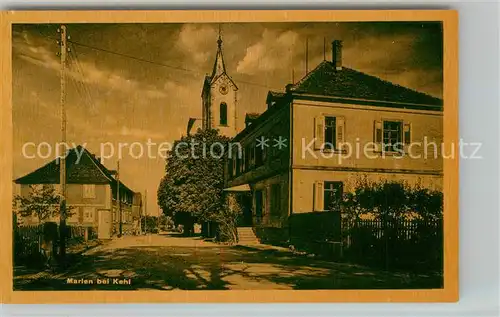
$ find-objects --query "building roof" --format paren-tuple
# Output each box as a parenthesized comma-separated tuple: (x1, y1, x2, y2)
(14, 145, 135, 195)
(232, 60, 442, 143)
(245, 113, 261, 121)
(244, 112, 261, 127)
(291, 61, 442, 107)
(266, 91, 286, 101)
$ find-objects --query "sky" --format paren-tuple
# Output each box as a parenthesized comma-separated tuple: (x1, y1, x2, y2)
(12, 22, 443, 215)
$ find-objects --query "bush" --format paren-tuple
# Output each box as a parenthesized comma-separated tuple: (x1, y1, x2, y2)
(340, 177, 443, 272)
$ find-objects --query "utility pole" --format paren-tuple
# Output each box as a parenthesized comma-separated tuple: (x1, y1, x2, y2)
(323, 37, 326, 61)
(144, 189, 148, 234)
(138, 195, 142, 235)
(117, 160, 122, 237)
(58, 25, 68, 260)
(157, 205, 160, 233)
(305, 37, 309, 75)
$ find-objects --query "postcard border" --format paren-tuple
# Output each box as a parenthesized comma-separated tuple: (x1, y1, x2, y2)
(0, 9, 458, 303)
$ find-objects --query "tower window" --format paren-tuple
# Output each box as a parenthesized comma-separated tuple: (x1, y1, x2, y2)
(220, 102, 228, 125)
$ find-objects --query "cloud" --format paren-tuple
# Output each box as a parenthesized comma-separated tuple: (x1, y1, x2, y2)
(342, 34, 416, 71)
(176, 24, 217, 64)
(14, 31, 168, 99)
(118, 126, 166, 140)
(236, 29, 299, 75)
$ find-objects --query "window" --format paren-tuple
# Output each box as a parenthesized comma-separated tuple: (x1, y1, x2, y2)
(220, 102, 228, 125)
(227, 158, 233, 178)
(249, 143, 255, 167)
(255, 140, 264, 166)
(270, 184, 281, 216)
(113, 208, 118, 224)
(314, 116, 345, 150)
(374, 120, 411, 152)
(383, 121, 403, 152)
(243, 145, 248, 171)
(83, 184, 96, 198)
(324, 182, 343, 212)
(235, 155, 241, 176)
(67, 206, 80, 223)
(240, 154, 245, 174)
(83, 207, 95, 222)
(232, 153, 237, 176)
(324, 117, 337, 150)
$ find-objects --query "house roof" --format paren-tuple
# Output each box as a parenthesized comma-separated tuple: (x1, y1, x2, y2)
(232, 61, 442, 143)
(291, 61, 442, 107)
(14, 145, 135, 195)
(244, 112, 261, 127)
(266, 91, 286, 107)
(245, 113, 261, 121)
(267, 91, 285, 100)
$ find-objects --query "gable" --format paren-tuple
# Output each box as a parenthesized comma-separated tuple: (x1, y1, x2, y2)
(211, 73, 238, 91)
(15, 147, 112, 185)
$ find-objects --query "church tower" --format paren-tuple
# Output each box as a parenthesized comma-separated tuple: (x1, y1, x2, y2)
(201, 27, 238, 138)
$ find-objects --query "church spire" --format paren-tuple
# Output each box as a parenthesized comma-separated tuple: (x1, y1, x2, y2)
(211, 24, 226, 79)
(217, 24, 222, 48)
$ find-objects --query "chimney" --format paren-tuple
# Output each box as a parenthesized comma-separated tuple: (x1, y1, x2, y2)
(332, 40, 343, 70)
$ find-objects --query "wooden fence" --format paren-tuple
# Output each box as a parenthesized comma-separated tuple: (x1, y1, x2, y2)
(13, 225, 42, 262)
(284, 214, 442, 272)
(13, 223, 96, 265)
(342, 218, 443, 272)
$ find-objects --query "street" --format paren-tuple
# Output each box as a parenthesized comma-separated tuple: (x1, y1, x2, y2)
(14, 233, 441, 290)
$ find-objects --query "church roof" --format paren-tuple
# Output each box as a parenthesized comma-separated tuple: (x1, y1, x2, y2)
(290, 60, 442, 107)
(210, 34, 226, 79)
(202, 31, 238, 94)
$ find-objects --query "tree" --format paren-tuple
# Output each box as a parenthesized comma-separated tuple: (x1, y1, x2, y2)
(340, 177, 444, 270)
(341, 177, 443, 222)
(13, 184, 74, 223)
(157, 128, 233, 238)
(141, 215, 158, 233)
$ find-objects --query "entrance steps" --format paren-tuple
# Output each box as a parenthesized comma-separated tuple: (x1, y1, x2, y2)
(236, 227, 260, 245)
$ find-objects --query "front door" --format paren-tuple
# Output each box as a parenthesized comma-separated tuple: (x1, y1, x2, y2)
(255, 190, 263, 219)
(98, 209, 111, 239)
(242, 194, 253, 226)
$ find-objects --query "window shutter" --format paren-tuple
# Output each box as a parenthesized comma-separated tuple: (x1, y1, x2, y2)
(232, 153, 236, 175)
(404, 122, 412, 145)
(252, 191, 256, 215)
(242, 148, 246, 172)
(336, 116, 345, 149)
(78, 206, 83, 223)
(374, 120, 382, 150)
(314, 116, 324, 150)
(314, 181, 324, 211)
(262, 187, 267, 215)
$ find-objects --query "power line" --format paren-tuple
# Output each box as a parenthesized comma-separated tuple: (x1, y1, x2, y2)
(68, 43, 97, 112)
(70, 40, 193, 74)
(67, 39, 282, 90)
(67, 51, 94, 111)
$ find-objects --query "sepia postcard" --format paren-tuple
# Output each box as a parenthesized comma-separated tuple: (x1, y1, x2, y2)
(0, 10, 459, 303)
